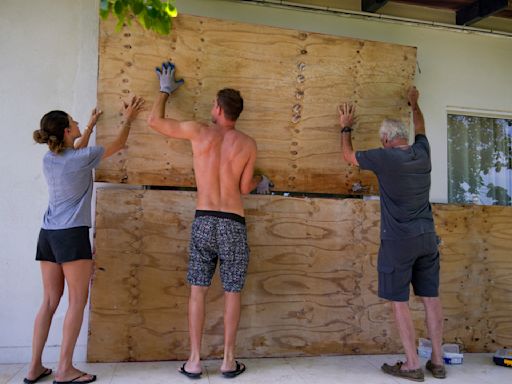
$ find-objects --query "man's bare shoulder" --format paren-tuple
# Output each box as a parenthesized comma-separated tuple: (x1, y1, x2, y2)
(183, 120, 208, 130)
(183, 120, 210, 141)
(233, 129, 257, 148)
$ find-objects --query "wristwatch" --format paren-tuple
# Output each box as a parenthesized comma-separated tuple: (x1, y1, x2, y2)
(341, 126, 353, 133)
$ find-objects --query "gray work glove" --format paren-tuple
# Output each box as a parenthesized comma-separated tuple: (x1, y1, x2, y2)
(155, 61, 184, 94)
(256, 175, 274, 194)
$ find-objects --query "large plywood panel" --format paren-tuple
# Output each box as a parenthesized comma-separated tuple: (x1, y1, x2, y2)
(433, 205, 512, 350)
(88, 190, 512, 362)
(96, 14, 416, 194)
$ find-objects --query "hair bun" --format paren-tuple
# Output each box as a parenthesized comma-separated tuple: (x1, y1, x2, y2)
(33, 129, 49, 144)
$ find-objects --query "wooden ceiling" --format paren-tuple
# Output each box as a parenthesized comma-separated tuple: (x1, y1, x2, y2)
(243, 0, 512, 33)
(391, 0, 512, 16)
(375, 0, 512, 25)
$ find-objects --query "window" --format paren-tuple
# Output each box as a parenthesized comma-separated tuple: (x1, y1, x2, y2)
(447, 113, 512, 206)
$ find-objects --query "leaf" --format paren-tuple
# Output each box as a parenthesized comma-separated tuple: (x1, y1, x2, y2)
(137, 13, 147, 28)
(149, 0, 163, 11)
(115, 18, 125, 32)
(114, 0, 124, 16)
(100, 0, 110, 11)
(146, 5, 159, 18)
(165, 2, 178, 17)
(131, 0, 144, 15)
(143, 12, 153, 29)
(156, 15, 170, 34)
(99, 8, 110, 19)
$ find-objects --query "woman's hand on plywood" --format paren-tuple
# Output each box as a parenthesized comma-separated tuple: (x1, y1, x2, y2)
(86, 107, 103, 133)
(122, 96, 145, 123)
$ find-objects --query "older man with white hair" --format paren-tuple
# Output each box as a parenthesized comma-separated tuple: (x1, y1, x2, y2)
(339, 87, 446, 382)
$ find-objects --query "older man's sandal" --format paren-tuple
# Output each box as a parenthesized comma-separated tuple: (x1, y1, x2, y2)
(426, 360, 447, 379)
(381, 361, 424, 382)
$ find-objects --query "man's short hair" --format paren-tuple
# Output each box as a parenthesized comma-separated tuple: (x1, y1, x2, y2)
(217, 88, 243, 121)
(379, 119, 409, 142)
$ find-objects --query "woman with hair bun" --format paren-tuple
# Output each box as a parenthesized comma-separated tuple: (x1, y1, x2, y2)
(25, 96, 144, 384)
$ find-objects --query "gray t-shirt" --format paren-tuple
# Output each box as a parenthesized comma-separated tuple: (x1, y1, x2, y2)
(356, 134, 435, 240)
(42, 146, 104, 230)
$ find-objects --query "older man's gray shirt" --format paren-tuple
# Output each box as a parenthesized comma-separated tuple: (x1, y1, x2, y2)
(356, 134, 435, 240)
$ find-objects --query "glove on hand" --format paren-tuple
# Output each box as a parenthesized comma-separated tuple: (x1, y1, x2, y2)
(256, 175, 274, 195)
(155, 61, 184, 94)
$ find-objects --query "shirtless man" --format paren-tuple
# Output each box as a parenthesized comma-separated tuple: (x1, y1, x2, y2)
(148, 61, 270, 379)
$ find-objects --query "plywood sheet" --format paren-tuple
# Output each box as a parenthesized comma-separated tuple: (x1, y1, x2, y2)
(88, 190, 512, 362)
(95, 14, 416, 194)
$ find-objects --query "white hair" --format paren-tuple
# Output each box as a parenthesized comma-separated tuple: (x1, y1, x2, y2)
(379, 119, 409, 142)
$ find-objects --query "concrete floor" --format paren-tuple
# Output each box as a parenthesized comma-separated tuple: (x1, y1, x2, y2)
(1, 353, 509, 384)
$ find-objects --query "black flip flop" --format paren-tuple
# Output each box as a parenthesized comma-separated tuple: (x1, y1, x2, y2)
(52, 372, 97, 384)
(179, 363, 202, 379)
(24, 368, 52, 384)
(221, 361, 246, 378)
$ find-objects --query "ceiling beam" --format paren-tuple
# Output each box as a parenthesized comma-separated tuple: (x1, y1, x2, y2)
(456, 0, 509, 25)
(362, 0, 389, 13)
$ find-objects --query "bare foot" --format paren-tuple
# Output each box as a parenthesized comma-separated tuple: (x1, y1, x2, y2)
(221, 361, 246, 378)
(25, 366, 52, 382)
(220, 360, 236, 373)
(179, 361, 202, 374)
(400, 360, 421, 371)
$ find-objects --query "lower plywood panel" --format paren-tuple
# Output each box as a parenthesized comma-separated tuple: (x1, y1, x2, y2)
(88, 190, 512, 362)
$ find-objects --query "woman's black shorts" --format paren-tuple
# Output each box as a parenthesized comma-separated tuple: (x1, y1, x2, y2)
(36, 226, 92, 264)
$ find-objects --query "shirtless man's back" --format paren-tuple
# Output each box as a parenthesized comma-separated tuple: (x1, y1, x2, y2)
(192, 121, 257, 216)
(148, 63, 264, 379)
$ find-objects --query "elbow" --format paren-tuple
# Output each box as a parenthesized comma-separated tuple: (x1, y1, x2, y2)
(240, 185, 251, 195)
(147, 114, 157, 129)
(240, 181, 254, 195)
(343, 151, 358, 166)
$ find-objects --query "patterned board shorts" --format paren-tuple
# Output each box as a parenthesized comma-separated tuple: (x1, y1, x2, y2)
(187, 210, 250, 292)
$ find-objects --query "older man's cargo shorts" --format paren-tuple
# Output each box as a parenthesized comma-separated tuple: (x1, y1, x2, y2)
(377, 232, 440, 302)
(187, 210, 249, 292)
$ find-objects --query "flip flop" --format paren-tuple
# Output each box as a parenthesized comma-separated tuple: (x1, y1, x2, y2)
(179, 363, 202, 379)
(52, 372, 97, 384)
(221, 361, 246, 378)
(24, 368, 52, 384)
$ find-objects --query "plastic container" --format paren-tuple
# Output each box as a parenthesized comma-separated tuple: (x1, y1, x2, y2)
(417, 339, 464, 364)
(417, 338, 432, 358)
(493, 348, 512, 368)
(442, 343, 464, 365)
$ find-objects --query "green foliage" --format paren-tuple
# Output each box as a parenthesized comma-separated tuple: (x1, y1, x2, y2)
(100, 0, 178, 35)
(448, 114, 512, 206)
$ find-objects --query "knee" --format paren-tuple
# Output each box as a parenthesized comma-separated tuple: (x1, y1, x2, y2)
(67, 289, 90, 310)
(421, 296, 441, 307)
(71, 296, 89, 310)
(190, 285, 209, 300)
(43, 293, 63, 314)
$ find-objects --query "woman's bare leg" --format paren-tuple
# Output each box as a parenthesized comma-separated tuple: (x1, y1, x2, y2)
(26, 261, 64, 380)
(55, 259, 95, 382)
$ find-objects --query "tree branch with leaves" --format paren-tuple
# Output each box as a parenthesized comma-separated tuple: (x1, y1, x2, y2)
(100, 0, 178, 35)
